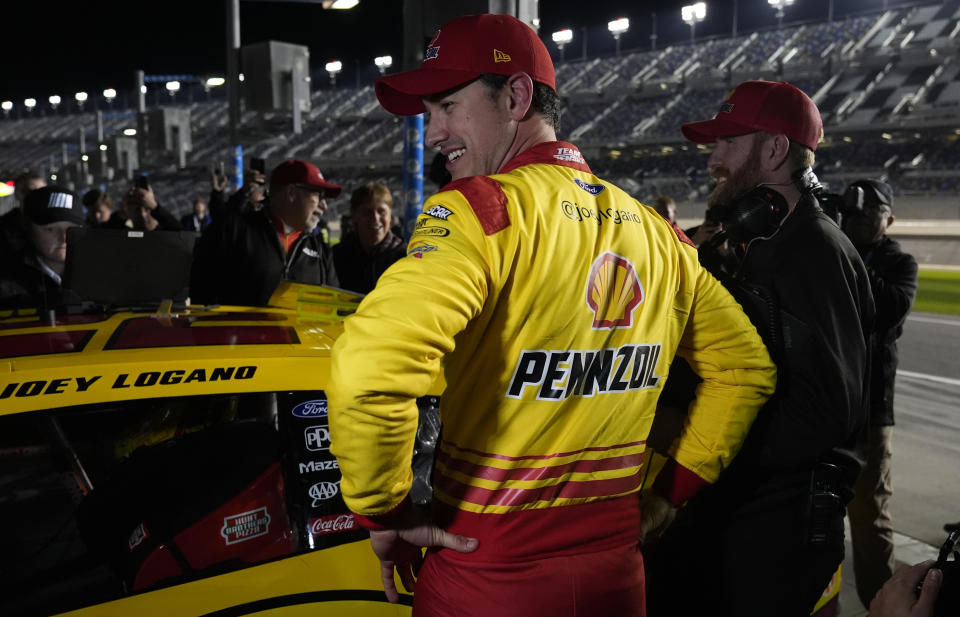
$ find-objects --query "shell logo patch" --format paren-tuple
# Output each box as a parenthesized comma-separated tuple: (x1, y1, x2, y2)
(585, 252, 644, 329)
(493, 49, 512, 63)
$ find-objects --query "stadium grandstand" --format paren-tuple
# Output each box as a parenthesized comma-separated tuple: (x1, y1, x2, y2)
(0, 0, 958, 232)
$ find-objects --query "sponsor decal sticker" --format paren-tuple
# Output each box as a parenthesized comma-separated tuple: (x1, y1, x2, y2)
(493, 49, 512, 63)
(412, 226, 450, 238)
(425, 46, 439, 60)
(221, 507, 271, 545)
(128, 522, 149, 552)
(574, 178, 605, 195)
(424, 205, 454, 220)
(309, 481, 341, 506)
(506, 343, 662, 400)
(585, 252, 644, 329)
(291, 398, 328, 419)
(554, 147, 586, 165)
(309, 513, 357, 536)
(305, 424, 331, 451)
(299, 459, 339, 474)
(408, 241, 439, 259)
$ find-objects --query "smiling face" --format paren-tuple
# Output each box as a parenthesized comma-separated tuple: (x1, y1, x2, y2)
(276, 185, 326, 231)
(423, 79, 516, 182)
(354, 198, 392, 251)
(706, 133, 765, 208)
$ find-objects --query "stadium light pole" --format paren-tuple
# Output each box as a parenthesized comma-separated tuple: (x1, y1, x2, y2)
(75, 91, 88, 112)
(166, 80, 181, 102)
(682, 3, 707, 44)
(768, 0, 794, 29)
(1, 100, 12, 118)
(326, 60, 342, 86)
(48, 95, 61, 115)
(608, 18, 629, 57)
(374, 55, 393, 75)
(103, 88, 117, 109)
(24, 98, 36, 115)
(552, 29, 573, 63)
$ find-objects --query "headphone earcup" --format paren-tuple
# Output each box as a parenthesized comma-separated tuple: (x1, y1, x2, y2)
(724, 186, 788, 243)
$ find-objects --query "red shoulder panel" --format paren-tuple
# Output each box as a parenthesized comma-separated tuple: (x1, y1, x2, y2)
(446, 176, 511, 236)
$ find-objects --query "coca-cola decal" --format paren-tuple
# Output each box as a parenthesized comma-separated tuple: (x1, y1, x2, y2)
(128, 522, 149, 552)
(309, 513, 356, 536)
(221, 507, 271, 545)
(292, 398, 328, 419)
(309, 480, 340, 507)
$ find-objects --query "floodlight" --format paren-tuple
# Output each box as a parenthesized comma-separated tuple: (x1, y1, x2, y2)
(99, 144, 108, 151)
(374, 56, 392, 68)
(49, 95, 62, 106)
(123, 128, 137, 136)
(552, 29, 573, 44)
(205, 77, 226, 87)
(103, 88, 117, 100)
(325, 61, 343, 73)
(140, 85, 147, 94)
(24, 98, 36, 109)
(682, 3, 707, 23)
(81, 154, 89, 162)
(165, 81, 181, 93)
(1, 101, 12, 111)
(327, 0, 359, 8)
(608, 18, 629, 35)
(75, 91, 88, 103)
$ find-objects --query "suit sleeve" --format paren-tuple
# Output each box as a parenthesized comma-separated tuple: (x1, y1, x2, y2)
(655, 252, 778, 505)
(869, 250, 917, 332)
(326, 190, 491, 521)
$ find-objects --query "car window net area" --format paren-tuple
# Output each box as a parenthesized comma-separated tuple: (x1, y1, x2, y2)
(0, 391, 362, 617)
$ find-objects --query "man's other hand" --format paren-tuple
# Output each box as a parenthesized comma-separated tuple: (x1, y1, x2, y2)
(639, 492, 677, 544)
(370, 523, 479, 603)
(869, 560, 942, 617)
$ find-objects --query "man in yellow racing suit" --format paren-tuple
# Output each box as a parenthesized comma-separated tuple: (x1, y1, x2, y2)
(327, 13, 776, 617)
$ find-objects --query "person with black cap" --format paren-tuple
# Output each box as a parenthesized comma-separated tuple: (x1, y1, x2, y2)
(324, 14, 777, 616)
(190, 159, 340, 306)
(646, 81, 876, 616)
(841, 178, 918, 609)
(0, 185, 83, 311)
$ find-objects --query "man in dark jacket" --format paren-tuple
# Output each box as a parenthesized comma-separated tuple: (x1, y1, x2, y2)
(190, 159, 339, 306)
(0, 185, 83, 312)
(842, 178, 918, 608)
(646, 81, 876, 616)
(333, 182, 405, 294)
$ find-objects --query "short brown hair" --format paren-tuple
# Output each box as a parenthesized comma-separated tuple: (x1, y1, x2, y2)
(350, 182, 393, 212)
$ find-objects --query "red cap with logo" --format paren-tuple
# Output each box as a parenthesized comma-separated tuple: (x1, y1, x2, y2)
(681, 81, 823, 151)
(374, 13, 556, 116)
(269, 160, 341, 197)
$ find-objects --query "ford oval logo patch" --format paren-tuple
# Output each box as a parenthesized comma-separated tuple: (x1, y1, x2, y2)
(292, 398, 328, 418)
(574, 178, 605, 195)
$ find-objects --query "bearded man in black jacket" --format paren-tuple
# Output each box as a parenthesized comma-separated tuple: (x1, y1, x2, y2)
(841, 178, 918, 609)
(190, 160, 339, 306)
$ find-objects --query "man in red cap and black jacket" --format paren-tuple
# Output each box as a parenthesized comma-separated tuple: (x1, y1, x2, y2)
(646, 81, 876, 616)
(190, 159, 340, 306)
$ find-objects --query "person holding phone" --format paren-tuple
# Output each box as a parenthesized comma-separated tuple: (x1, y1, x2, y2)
(107, 174, 181, 232)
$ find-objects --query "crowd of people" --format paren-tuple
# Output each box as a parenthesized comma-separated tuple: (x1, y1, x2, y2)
(0, 11, 948, 617)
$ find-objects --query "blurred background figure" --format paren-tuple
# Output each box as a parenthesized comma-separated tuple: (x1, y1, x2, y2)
(841, 178, 919, 609)
(653, 196, 677, 225)
(0, 185, 84, 311)
(0, 170, 47, 259)
(180, 198, 211, 233)
(111, 181, 181, 231)
(83, 189, 123, 228)
(339, 212, 355, 239)
(332, 182, 404, 294)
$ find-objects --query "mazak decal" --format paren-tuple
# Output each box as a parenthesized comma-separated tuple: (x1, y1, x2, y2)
(585, 252, 644, 329)
(408, 241, 439, 259)
(220, 507, 271, 545)
(309, 513, 356, 536)
(424, 205, 453, 220)
(128, 522, 149, 552)
(299, 459, 339, 474)
(561, 201, 642, 226)
(305, 424, 331, 451)
(506, 344, 662, 400)
(574, 178, 606, 195)
(291, 398, 328, 419)
(309, 481, 341, 507)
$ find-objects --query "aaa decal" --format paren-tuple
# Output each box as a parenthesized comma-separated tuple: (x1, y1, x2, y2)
(585, 252, 643, 329)
(408, 241, 439, 258)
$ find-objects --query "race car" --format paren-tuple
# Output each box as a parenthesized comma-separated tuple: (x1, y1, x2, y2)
(0, 282, 424, 617)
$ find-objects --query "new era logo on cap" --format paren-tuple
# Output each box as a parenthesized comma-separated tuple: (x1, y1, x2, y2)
(493, 49, 511, 63)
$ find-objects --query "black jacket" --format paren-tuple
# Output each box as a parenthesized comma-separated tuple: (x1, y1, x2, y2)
(858, 235, 917, 426)
(332, 231, 406, 294)
(190, 206, 338, 306)
(716, 196, 876, 475)
(0, 251, 63, 312)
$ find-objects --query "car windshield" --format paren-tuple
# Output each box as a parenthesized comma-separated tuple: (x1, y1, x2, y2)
(0, 390, 358, 616)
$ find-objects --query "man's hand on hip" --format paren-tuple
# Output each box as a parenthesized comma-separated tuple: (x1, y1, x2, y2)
(370, 522, 479, 603)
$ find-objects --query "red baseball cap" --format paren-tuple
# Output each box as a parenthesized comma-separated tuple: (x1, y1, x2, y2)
(681, 81, 823, 151)
(374, 13, 556, 116)
(270, 160, 341, 197)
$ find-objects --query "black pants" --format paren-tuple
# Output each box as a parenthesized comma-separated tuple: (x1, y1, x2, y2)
(645, 471, 844, 617)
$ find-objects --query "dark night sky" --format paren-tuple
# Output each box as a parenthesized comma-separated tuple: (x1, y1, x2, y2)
(1, 0, 891, 105)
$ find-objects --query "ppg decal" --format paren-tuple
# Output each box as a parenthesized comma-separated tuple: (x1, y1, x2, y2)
(291, 398, 327, 418)
(305, 425, 331, 451)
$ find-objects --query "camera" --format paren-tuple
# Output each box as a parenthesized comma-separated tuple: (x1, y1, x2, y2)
(135, 173, 149, 190)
